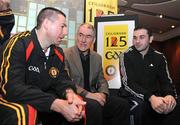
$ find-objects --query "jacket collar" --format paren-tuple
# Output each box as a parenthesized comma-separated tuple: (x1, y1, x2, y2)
(30, 28, 56, 57)
(132, 45, 155, 56)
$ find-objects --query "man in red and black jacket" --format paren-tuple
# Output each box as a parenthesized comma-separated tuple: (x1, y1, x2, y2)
(0, 7, 86, 125)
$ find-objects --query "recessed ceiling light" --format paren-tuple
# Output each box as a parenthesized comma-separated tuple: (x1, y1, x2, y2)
(159, 14, 163, 18)
(171, 25, 175, 28)
(159, 31, 163, 34)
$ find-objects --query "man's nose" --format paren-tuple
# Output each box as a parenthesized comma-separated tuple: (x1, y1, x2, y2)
(135, 38, 140, 43)
(80, 35, 87, 42)
(63, 27, 68, 36)
(82, 36, 87, 41)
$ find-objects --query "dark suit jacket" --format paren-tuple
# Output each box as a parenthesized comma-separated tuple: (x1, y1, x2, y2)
(64, 46, 109, 96)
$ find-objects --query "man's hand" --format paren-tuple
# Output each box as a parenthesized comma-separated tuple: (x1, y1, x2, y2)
(50, 89, 86, 122)
(50, 99, 84, 122)
(86, 92, 106, 106)
(65, 89, 86, 117)
(149, 95, 167, 114)
(162, 95, 176, 114)
(149, 95, 176, 114)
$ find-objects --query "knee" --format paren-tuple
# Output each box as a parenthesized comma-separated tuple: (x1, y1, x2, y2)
(85, 98, 103, 116)
(106, 96, 130, 115)
(86, 98, 102, 110)
(114, 97, 130, 110)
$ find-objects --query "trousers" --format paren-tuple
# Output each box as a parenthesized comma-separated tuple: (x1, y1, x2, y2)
(0, 98, 37, 125)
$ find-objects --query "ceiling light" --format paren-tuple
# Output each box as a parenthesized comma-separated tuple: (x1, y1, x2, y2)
(159, 14, 163, 18)
(171, 25, 175, 28)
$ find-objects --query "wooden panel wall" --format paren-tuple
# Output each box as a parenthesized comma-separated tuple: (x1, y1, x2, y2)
(151, 36, 180, 95)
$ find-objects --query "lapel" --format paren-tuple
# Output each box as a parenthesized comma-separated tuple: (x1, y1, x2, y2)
(72, 46, 84, 80)
(89, 50, 96, 85)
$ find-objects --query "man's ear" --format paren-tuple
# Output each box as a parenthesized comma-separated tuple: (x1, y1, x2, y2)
(43, 19, 50, 31)
(149, 36, 154, 43)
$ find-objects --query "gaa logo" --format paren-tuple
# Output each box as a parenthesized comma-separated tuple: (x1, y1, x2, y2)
(106, 65, 116, 76)
(28, 66, 40, 73)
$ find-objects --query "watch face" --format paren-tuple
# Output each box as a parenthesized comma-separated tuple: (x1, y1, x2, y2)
(106, 65, 116, 76)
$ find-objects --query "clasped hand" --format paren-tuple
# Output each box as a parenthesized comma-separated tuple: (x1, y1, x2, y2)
(149, 95, 176, 114)
(51, 91, 86, 122)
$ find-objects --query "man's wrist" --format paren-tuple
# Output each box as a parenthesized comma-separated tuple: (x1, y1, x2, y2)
(65, 88, 74, 93)
(50, 99, 61, 112)
(80, 90, 88, 97)
(62, 88, 75, 99)
(149, 95, 155, 102)
(65, 88, 75, 98)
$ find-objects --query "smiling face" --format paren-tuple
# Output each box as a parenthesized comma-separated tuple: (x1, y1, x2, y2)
(76, 24, 95, 52)
(133, 28, 153, 55)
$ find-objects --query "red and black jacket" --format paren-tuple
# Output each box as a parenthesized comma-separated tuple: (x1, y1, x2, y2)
(0, 28, 76, 112)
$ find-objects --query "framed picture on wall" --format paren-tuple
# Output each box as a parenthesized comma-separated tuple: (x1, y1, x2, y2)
(94, 15, 138, 89)
(84, 0, 118, 25)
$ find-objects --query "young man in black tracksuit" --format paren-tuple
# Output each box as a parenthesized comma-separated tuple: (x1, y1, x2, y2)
(0, 7, 86, 125)
(119, 25, 180, 125)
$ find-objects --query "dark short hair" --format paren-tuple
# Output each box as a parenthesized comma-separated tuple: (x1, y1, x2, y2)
(134, 25, 152, 37)
(36, 7, 66, 29)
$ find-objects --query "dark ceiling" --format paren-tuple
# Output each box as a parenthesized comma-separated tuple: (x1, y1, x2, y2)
(118, 0, 180, 41)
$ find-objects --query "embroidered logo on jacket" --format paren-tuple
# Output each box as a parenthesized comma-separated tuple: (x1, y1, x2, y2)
(28, 66, 40, 73)
(49, 67, 59, 78)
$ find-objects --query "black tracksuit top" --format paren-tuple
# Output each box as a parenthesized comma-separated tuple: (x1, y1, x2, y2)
(120, 46, 175, 100)
(0, 28, 76, 112)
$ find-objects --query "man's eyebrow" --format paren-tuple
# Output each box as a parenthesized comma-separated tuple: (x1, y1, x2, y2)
(78, 32, 83, 34)
(62, 23, 67, 27)
(140, 35, 146, 37)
